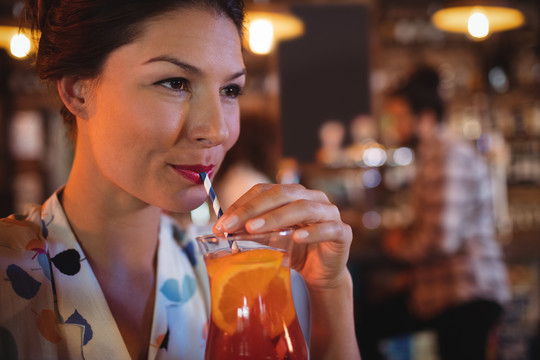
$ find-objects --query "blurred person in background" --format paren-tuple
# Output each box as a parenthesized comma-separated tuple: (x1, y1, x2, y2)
(357, 66, 511, 360)
(315, 119, 346, 168)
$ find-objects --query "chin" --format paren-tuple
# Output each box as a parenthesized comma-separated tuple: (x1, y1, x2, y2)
(160, 189, 208, 214)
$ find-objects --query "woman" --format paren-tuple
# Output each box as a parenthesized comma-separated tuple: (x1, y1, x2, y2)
(0, 1, 360, 359)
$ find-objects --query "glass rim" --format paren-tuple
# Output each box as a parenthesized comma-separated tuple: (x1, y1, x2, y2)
(196, 227, 295, 242)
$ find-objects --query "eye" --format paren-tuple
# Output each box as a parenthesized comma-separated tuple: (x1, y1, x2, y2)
(157, 77, 189, 91)
(220, 84, 243, 98)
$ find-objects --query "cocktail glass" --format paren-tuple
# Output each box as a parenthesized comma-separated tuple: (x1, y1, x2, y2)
(196, 229, 309, 360)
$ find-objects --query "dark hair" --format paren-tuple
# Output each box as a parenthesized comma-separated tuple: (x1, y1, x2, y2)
(391, 66, 445, 123)
(22, 0, 245, 140)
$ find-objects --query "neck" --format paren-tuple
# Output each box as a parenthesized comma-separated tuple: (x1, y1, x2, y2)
(62, 153, 162, 275)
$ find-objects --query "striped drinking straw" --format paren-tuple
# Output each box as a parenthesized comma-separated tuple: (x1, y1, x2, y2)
(199, 172, 238, 251)
(199, 171, 223, 219)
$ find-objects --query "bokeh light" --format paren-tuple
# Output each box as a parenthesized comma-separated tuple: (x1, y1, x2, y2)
(362, 211, 382, 230)
(363, 169, 382, 188)
(249, 19, 274, 55)
(10, 33, 31, 58)
(363, 147, 387, 167)
(468, 12, 489, 39)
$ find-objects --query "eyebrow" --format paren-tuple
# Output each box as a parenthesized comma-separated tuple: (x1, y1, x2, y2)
(144, 55, 246, 81)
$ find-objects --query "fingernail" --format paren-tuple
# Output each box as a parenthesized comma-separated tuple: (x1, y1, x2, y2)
(247, 218, 265, 231)
(222, 215, 239, 230)
(215, 222, 223, 231)
(294, 230, 309, 240)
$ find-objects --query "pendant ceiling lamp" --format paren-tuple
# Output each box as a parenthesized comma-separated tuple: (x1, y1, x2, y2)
(245, 4, 304, 55)
(431, 1, 525, 40)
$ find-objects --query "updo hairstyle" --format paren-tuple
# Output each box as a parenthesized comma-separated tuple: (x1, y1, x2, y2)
(22, 0, 245, 140)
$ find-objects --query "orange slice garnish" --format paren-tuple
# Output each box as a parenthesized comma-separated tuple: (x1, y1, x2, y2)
(258, 266, 297, 338)
(208, 249, 285, 335)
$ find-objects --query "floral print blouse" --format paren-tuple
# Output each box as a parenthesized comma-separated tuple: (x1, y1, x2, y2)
(0, 190, 211, 359)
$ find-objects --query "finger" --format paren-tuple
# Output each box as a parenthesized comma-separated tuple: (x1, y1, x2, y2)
(216, 184, 330, 233)
(232, 184, 331, 212)
(214, 184, 272, 232)
(291, 221, 352, 276)
(292, 221, 352, 248)
(243, 199, 341, 234)
(221, 183, 273, 215)
(213, 184, 271, 232)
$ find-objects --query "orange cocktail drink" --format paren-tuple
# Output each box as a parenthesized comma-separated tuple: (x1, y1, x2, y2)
(197, 230, 309, 360)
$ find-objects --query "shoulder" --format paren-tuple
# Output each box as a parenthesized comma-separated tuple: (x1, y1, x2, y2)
(0, 205, 54, 344)
(442, 133, 487, 170)
(0, 204, 45, 253)
(442, 132, 478, 159)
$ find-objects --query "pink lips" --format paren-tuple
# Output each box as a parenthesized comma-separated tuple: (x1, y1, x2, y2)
(170, 164, 215, 184)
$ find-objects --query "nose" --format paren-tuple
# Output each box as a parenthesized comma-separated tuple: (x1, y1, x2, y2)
(186, 92, 230, 147)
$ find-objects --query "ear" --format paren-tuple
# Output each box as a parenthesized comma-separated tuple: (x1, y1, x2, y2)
(57, 77, 91, 120)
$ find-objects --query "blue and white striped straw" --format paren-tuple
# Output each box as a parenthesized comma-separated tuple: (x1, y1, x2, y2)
(199, 172, 223, 219)
(199, 172, 238, 251)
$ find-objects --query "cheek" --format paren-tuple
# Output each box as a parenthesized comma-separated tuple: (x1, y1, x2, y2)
(87, 103, 173, 181)
(97, 94, 182, 148)
(136, 104, 185, 144)
(225, 114, 241, 151)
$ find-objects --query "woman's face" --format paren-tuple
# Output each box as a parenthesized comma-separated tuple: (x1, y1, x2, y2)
(385, 96, 415, 145)
(77, 8, 245, 212)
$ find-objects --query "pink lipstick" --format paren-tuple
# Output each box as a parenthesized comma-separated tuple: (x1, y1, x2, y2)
(170, 164, 215, 184)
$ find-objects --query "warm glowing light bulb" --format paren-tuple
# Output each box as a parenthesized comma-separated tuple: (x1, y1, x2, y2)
(468, 12, 489, 38)
(249, 19, 274, 55)
(10, 33, 31, 58)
